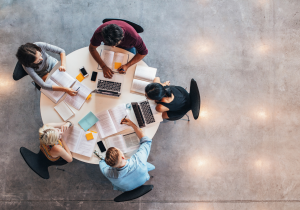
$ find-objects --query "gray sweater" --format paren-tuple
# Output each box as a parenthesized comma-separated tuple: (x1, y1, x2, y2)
(23, 42, 65, 90)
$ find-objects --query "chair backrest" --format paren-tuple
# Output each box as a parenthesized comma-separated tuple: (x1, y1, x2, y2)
(102, 18, 144, 33)
(20, 147, 67, 179)
(189, 79, 201, 120)
(13, 61, 28, 81)
(114, 185, 154, 202)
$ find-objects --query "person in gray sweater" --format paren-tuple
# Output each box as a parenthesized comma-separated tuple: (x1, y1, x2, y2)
(16, 42, 78, 96)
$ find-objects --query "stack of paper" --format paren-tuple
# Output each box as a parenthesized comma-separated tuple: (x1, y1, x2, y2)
(54, 101, 74, 121)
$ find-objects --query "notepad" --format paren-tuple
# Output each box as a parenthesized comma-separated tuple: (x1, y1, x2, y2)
(41, 70, 76, 103)
(54, 101, 74, 121)
(95, 104, 133, 139)
(64, 81, 93, 110)
(78, 112, 99, 131)
(99, 49, 129, 71)
(131, 65, 157, 95)
(62, 126, 98, 157)
(76, 73, 85, 82)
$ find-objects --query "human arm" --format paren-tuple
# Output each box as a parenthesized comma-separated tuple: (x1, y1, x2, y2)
(134, 136, 152, 163)
(99, 159, 111, 177)
(120, 118, 145, 139)
(45, 121, 72, 131)
(89, 43, 114, 78)
(117, 53, 146, 74)
(59, 52, 66, 72)
(51, 140, 73, 162)
(153, 77, 170, 86)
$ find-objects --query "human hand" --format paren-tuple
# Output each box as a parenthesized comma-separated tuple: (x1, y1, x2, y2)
(103, 65, 114, 78)
(120, 118, 135, 127)
(66, 88, 78, 96)
(163, 81, 170, 86)
(117, 64, 129, 74)
(61, 122, 71, 132)
(59, 65, 66, 72)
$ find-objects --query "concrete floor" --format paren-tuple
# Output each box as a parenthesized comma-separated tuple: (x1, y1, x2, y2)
(1, 0, 300, 209)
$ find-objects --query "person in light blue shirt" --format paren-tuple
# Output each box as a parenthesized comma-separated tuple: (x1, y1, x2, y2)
(99, 118, 155, 191)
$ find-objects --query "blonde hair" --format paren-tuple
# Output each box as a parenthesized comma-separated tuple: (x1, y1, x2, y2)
(39, 125, 59, 145)
(105, 147, 120, 167)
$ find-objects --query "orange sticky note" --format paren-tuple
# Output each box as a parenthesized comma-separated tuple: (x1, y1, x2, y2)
(86, 94, 92, 100)
(76, 73, 85, 82)
(114, 62, 122, 69)
(85, 133, 94, 141)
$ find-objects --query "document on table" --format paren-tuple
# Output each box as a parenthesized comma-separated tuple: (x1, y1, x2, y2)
(62, 126, 98, 157)
(64, 81, 92, 110)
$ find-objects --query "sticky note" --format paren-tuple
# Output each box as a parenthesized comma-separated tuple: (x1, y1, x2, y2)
(85, 133, 94, 141)
(114, 62, 122, 69)
(86, 94, 92, 100)
(76, 73, 85, 82)
(88, 130, 97, 133)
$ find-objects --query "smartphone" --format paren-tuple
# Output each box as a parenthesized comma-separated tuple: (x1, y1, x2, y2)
(97, 141, 106, 153)
(80, 67, 89, 77)
(91, 71, 97, 81)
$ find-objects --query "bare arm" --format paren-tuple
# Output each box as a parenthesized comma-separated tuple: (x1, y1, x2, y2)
(153, 77, 170, 86)
(59, 52, 67, 72)
(89, 44, 114, 78)
(117, 53, 146, 74)
(51, 142, 73, 162)
(121, 118, 145, 139)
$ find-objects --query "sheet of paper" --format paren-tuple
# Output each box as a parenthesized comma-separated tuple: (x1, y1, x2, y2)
(134, 66, 157, 82)
(123, 133, 140, 153)
(64, 81, 92, 110)
(41, 79, 65, 103)
(75, 132, 98, 157)
(105, 135, 127, 153)
(112, 52, 125, 71)
(95, 110, 117, 139)
(61, 126, 82, 152)
(109, 104, 132, 133)
(54, 101, 74, 121)
(131, 79, 149, 94)
(100, 49, 114, 69)
(50, 70, 76, 88)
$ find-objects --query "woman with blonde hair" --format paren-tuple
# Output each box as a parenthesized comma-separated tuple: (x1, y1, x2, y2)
(39, 122, 73, 163)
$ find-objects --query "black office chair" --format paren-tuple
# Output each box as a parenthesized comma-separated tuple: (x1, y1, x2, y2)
(102, 18, 144, 33)
(20, 147, 68, 179)
(114, 185, 154, 202)
(168, 78, 201, 121)
(13, 61, 41, 90)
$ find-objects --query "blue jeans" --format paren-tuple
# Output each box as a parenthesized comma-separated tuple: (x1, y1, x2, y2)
(124, 47, 136, 55)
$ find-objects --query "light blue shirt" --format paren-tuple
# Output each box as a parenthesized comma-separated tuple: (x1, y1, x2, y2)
(99, 136, 155, 191)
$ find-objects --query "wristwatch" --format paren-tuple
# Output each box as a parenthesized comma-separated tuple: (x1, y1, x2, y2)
(66, 121, 73, 127)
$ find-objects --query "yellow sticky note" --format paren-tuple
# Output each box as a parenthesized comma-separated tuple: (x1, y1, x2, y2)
(86, 94, 92, 100)
(85, 133, 94, 141)
(114, 62, 122, 69)
(76, 73, 85, 82)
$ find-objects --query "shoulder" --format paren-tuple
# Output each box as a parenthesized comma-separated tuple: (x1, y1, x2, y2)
(33, 42, 46, 48)
(50, 144, 63, 153)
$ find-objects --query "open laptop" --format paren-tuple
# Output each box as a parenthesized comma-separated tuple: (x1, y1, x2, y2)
(94, 73, 124, 97)
(131, 100, 162, 128)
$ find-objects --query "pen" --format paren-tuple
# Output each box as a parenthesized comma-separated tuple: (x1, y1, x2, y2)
(76, 87, 80, 92)
(122, 115, 127, 123)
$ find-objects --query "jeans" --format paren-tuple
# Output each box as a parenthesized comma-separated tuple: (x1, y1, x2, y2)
(124, 47, 136, 55)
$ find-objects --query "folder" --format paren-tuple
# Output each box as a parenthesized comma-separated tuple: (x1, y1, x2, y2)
(78, 111, 99, 131)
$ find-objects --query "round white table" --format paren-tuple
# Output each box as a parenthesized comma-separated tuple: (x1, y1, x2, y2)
(40, 45, 160, 164)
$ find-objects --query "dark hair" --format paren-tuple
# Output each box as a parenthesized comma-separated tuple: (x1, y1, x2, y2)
(145, 83, 173, 101)
(16, 43, 42, 69)
(101, 24, 124, 46)
(105, 147, 120, 167)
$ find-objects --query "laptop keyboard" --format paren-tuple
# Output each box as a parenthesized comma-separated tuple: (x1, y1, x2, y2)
(97, 80, 121, 92)
(132, 102, 145, 128)
(140, 101, 155, 124)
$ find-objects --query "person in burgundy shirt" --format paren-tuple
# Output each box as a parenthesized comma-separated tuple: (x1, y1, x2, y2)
(89, 20, 148, 78)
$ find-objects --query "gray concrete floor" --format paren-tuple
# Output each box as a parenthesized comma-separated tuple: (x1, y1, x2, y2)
(1, 0, 300, 209)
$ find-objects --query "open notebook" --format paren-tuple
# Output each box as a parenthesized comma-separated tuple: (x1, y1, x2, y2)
(99, 49, 129, 71)
(105, 133, 140, 154)
(62, 126, 98, 157)
(131, 65, 157, 95)
(64, 81, 93, 110)
(54, 101, 74, 121)
(41, 70, 76, 103)
(95, 104, 132, 139)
